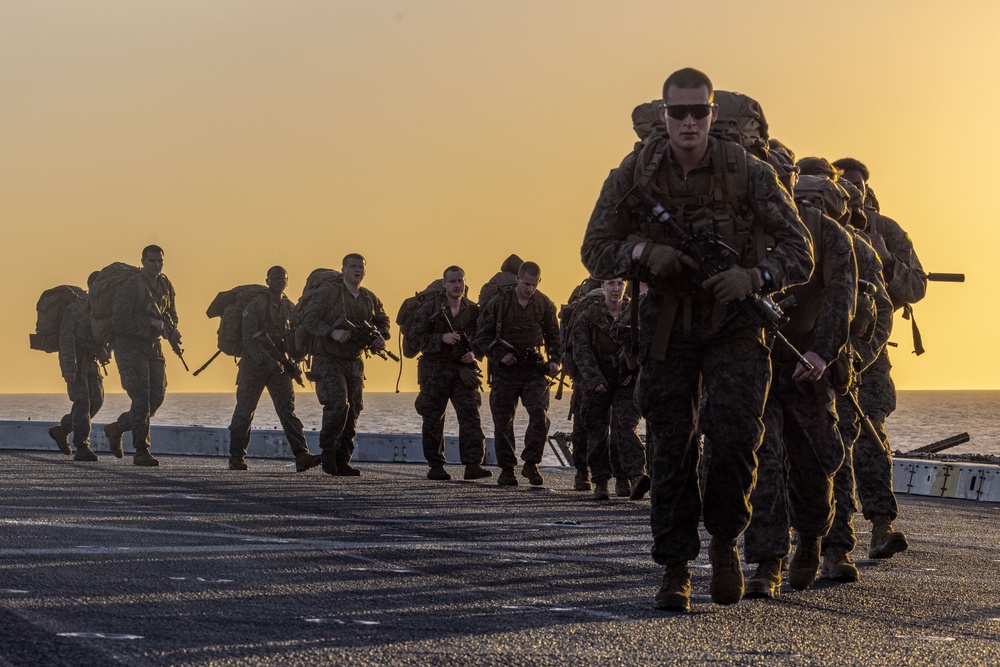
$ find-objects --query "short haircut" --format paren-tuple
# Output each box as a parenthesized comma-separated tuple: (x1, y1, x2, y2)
(518, 261, 541, 279)
(769, 138, 796, 164)
(442, 265, 465, 280)
(267, 265, 287, 280)
(831, 158, 870, 182)
(141, 244, 164, 259)
(663, 68, 714, 103)
(342, 253, 366, 267)
(797, 157, 841, 180)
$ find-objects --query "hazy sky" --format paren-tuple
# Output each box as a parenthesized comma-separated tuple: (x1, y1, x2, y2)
(3, 1, 997, 393)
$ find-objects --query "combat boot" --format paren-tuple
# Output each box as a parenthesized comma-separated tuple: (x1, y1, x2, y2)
(133, 449, 159, 467)
(497, 468, 518, 486)
(73, 445, 98, 462)
(615, 478, 631, 497)
(654, 562, 691, 612)
(48, 424, 72, 455)
(573, 469, 592, 491)
(788, 535, 822, 590)
(335, 462, 361, 477)
(427, 466, 451, 481)
(294, 450, 323, 472)
(708, 537, 744, 605)
(228, 458, 248, 471)
(593, 480, 610, 501)
(521, 462, 544, 486)
(321, 450, 338, 476)
(821, 545, 860, 582)
(629, 474, 651, 500)
(869, 514, 908, 560)
(744, 559, 782, 599)
(104, 422, 124, 459)
(463, 464, 492, 480)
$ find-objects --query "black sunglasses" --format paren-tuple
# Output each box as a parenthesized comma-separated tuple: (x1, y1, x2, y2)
(663, 104, 713, 120)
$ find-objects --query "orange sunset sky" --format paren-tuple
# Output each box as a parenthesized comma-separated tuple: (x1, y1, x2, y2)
(2, 1, 997, 394)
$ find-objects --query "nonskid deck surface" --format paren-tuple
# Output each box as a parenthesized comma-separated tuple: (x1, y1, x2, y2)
(0, 452, 998, 666)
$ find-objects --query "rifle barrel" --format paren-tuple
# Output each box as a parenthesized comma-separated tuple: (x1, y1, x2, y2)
(925, 272, 965, 283)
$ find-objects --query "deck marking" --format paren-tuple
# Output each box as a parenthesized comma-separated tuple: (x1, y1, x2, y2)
(57, 632, 143, 640)
(895, 635, 956, 642)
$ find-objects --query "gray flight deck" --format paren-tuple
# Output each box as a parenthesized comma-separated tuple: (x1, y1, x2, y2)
(0, 451, 998, 666)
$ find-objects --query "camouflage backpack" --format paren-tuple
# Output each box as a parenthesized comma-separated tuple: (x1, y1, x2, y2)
(87, 262, 140, 347)
(289, 268, 343, 360)
(557, 278, 604, 378)
(396, 279, 448, 359)
(205, 285, 269, 357)
(477, 271, 518, 309)
(29, 285, 87, 353)
(794, 175, 849, 222)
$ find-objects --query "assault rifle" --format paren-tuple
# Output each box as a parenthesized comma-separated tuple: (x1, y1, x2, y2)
(255, 331, 305, 387)
(331, 316, 400, 362)
(438, 305, 476, 360)
(488, 336, 568, 393)
(147, 300, 189, 372)
(844, 387, 890, 455)
(924, 272, 965, 283)
(618, 182, 814, 371)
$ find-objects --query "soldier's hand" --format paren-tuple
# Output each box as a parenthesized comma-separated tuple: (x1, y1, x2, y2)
(370, 334, 386, 351)
(441, 332, 461, 345)
(702, 267, 760, 304)
(594, 382, 607, 394)
(501, 353, 517, 366)
(546, 362, 560, 377)
(151, 318, 165, 332)
(639, 242, 698, 277)
(168, 330, 182, 345)
(63, 371, 77, 385)
(331, 329, 351, 343)
(793, 351, 827, 383)
(267, 358, 284, 376)
(459, 351, 476, 364)
(868, 232, 895, 269)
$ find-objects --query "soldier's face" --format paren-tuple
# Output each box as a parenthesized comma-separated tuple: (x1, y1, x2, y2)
(603, 278, 625, 304)
(662, 85, 717, 154)
(515, 273, 539, 300)
(343, 258, 366, 286)
(841, 170, 867, 204)
(141, 251, 164, 279)
(266, 272, 288, 296)
(443, 271, 465, 299)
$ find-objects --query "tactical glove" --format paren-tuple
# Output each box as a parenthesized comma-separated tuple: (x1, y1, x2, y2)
(458, 364, 484, 391)
(639, 242, 696, 277)
(702, 267, 760, 304)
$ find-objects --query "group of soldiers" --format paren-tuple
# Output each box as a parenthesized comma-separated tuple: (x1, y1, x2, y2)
(42, 65, 929, 613)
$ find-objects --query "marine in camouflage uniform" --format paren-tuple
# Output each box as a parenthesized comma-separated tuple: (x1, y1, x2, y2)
(227, 267, 322, 472)
(581, 68, 813, 610)
(50, 274, 107, 461)
(743, 190, 857, 597)
(474, 261, 561, 487)
(570, 277, 649, 501)
(301, 253, 391, 477)
(835, 158, 927, 560)
(106, 245, 179, 467)
(409, 266, 491, 481)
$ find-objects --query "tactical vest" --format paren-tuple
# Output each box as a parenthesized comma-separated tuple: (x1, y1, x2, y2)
(315, 284, 378, 359)
(248, 293, 292, 339)
(119, 273, 175, 343)
(778, 204, 828, 354)
(584, 300, 629, 380)
(425, 295, 479, 361)
(496, 289, 547, 350)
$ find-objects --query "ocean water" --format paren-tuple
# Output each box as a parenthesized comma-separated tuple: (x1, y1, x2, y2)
(0, 390, 997, 456)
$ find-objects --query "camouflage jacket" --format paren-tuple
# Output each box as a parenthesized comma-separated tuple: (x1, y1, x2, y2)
(581, 137, 813, 299)
(58, 299, 100, 375)
(301, 283, 390, 359)
(850, 229, 893, 371)
(409, 295, 481, 363)
(112, 272, 177, 349)
(240, 292, 294, 371)
(570, 299, 630, 391)
(474, 288, 561, 365)
(866, 209, 926, 309)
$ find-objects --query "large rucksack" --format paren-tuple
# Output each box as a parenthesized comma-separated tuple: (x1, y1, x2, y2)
(88, 262, 140, 346)
(794, 174, 848, 222)
(396, 279, 446, 359)
(477, 271, 518, 309)
(29, 285, 87, 353)
(558, 280, 604, 378)
(289, 268, 343, 360)
(206, 285, 269, 357)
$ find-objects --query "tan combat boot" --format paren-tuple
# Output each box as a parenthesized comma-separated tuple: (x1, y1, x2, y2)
(654, 562, 692, 612)
(104, 422, 124, 458)
(521, 462, 544, 486)
(48, 424, 72, 455)
(788, 535, 822, 590)
(744, 559, 782, 598)
(709, 538, 744, 605)
(615, 478, 631, 497)
(294, 450, 322, 472)
(593, 480, 610, 501)
(464, 464, 492, 480)
(869, 514, 908, 559)
(73, 445, 98, 462)
(427, 466, 451, 481)
(228, 458, 248, 471)
(821, 545, 860, 582)
(133, 449, 159, 467)
(497, 468, 518, 486)
(629, 474, 651, 500)
(573, 469, 592, 491)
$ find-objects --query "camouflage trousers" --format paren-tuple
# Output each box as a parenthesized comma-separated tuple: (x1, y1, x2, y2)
(311, 354, 364, 464)
(570, 386, 627, 479)
(638, 323, 771, 567)
(581, 376, 646, 483)
(229, 362, 308, 460)
(59, 357, 104, 447)
(113, 343, 166, 451)
(489, 363, 551, 470)
(415, 357, 486, 467)
(826, 393, 862, 550)
(854, 352, 898, 520)
(743, 362, 845, 564)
